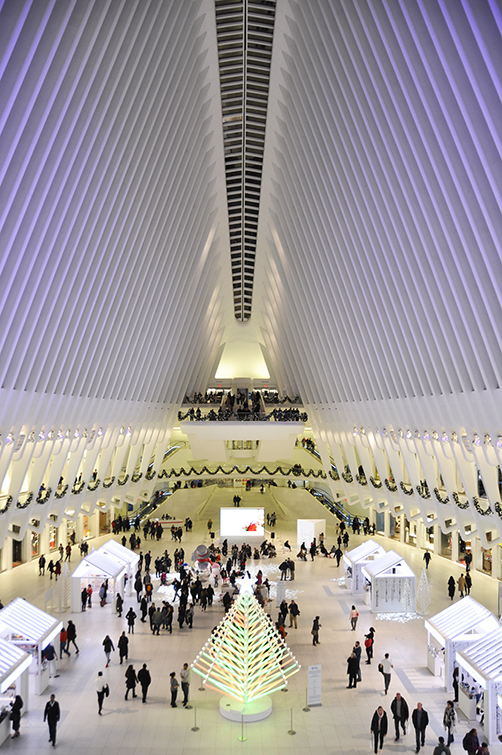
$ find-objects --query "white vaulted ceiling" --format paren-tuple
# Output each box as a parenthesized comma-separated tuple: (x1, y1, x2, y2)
(1, 0, 502, 543)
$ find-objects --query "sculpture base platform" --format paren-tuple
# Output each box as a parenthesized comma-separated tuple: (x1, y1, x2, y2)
(219, 696, 272, 722)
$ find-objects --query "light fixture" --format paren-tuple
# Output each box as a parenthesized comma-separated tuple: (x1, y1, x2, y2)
(484, 434, 491, 445)
(353, 427, 358, 436)
(398, 429, 403, 438)
(39, 431, 46, 441)
(82, 428, 88, 438)
(5, 433, 13, 444)
(473, 434, 480, 446)
(422, 431, 429, 441)
(441, 432, 449, 442)
(360, 427, 366, 435)
(126, 426, 132, 436)
(414, 429, 421, 439)
(381, 428, 388, 437)
(28, 431, 35, 442)
(74, 429, 80, 439)
(497, 436, 502, 449)
(119, 426, 124, 435)
(451, 431, 458, 442)
(432, 430, 438, 440)
(98, 427, 103, 437)
(406, 430, 412, 439)
(65, 429, 71, 439)
(58, 430, 64, 441)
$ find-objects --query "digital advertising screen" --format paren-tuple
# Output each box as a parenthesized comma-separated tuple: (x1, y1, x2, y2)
(219, 507, 265, 537)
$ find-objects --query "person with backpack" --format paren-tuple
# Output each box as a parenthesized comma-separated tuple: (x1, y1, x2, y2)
(433, 736, 451, 755)
(443, 700, 456, 745)
(462, 728, 479, 755)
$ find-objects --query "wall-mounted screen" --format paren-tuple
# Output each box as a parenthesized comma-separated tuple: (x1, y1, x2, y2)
(220, 508, 265, 537)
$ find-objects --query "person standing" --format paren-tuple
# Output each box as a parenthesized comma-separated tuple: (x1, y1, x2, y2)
(289, 600, 300, 628)
(180, 663, 191, 706)
(67, 620, 79, 653)
(59, 627, 71, 658)
(380, 653, 393, 694)
(311, 616, 321, 645)
(44, 694, 60, 746)
(95, 671, 108, 715)
(102, 635, 115, 667)
(346, 652, 359, 688)
(170, 671, 179, 707)
(412, 701, 429, 753)
(457, 573, 466, 598)
(443, 700, 455, 745)
(9, 695, 23, 738)
(465, 571, 472, 595)
(138, 663, 151, 703)
(353, 641, 362, 682)
(45, 643, 59, 678)
(448, 576, 455, 600)
(390, 692, 409, 741)
(349, 605, 359, 631)
(39, 554, 46, 575)
(126, 607, 137, 634)
(116, 593, 123, 617)
(81, 586, 88, 611)
(124, 664, 138, 700)
(370, 706, 388, 754)
(118, 631, 129, 664)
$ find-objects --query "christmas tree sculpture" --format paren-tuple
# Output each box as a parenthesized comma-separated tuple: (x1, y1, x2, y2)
(192, 575, 300, 706)
(416, 567, 431, 615)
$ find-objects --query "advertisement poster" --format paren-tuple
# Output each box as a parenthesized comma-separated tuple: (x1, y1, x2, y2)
(308, 664, 322, 706)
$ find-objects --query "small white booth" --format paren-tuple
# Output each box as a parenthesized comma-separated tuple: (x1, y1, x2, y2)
(424, 597, 499, 691)
(0, 638, 31, 746)
(456, 627, 502, 744)
(343, 539, 386, 595)
(0, 598, 62, 695)
(97, 540, 139, 596)
(361, 550, 416, 613)
(71, 550, 127, 613)
(297, 519, 325, 548)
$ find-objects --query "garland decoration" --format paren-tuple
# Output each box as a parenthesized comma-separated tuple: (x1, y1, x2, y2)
(0, 495, 13, 514)
(87, 480, 101, 491)
(145, 469, 156, 481)
(16, 492, 33, 509)
(452, 492, 469, 509)
(494, 502, 502, 518)
(434, 487, 449, 504)
(117, 474, 129, 486)
(178, 409, 308, 423)
(370, 476, 382, 489)
(341, 471, 353, 483)
(400, 481, 414, 496)
(103, 477, 115, 489)
(416, 485, 431, 500)
(384, 478, 398, 492)
(71, 481, 86, 495)
(157, 464, 326, 479)
(54, 484, 69, 499)
(472, 496, 492, 516)
(131, 472, 143, 483)
(355, 474, 367, 485)
(36, 487, 52, 504)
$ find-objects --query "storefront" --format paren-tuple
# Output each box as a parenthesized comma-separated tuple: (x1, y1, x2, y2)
(424, 597, 499, 692)
(30, 532, 39, 559)
(71, 551, 126, 613)
(49, 526, 58, 552)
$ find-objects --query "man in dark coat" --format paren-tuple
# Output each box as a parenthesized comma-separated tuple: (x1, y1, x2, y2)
(137, 663, 151, 703)
(391, 692, 409, 741)
(412, 702, 429, 753)
(346, 652, 359, 688)
(44, 694, 60, 746)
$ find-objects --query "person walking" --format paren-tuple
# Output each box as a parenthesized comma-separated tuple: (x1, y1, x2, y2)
(44, 693, 60, 746)
(180, 662, 191, 706)
(124, 664, 138, 700)
(118, 631, 129, 664)
(67, 620, 79, 653)
(423, 551, 431, 569)
(138, 663, 151, 703)
(349, 605, 359, 631)
(116, 593, 123, 617)
(457, 573, 466, 598)
(170, 671, 179, 707)
(379, 653, 393, 694)
(346, 652, 359, 688)
(39, 554, 46, 575)
(390, 692, 409, 741)
(465, 571, 472, 595)
(412, 701, 429, 753)
(102, 635, 115, 667)
(370, 706, 388, 754)
(433, 736, 451, 755)
(95, 671, 108, 715)
(9, 695, 23, 738)
(81, 586, 88, 611)
(353, 640, 362, 682)
(126, 607, 137, 634)
(59, 626, 71, 658)
(462, 728, 479, 755)
(289, 600, 300, 628)
(447, 576, 455, 600)
(443, 700, 455, 745)
(311, 616, 321, 645)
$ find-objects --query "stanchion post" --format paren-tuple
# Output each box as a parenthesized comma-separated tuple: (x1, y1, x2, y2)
(288, 708, 296, 735)
(191, 705, 199, 732)
(303, 687, 310, 712)
(238, 713, 247, 742)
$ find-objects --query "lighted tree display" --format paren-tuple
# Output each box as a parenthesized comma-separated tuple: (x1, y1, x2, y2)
(416, 567, 431, 615)
(192, 575, 300, 703)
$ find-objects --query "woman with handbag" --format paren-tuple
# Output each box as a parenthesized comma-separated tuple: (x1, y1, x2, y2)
(9, 695, 23, 738)
(443, 700, 455, 745)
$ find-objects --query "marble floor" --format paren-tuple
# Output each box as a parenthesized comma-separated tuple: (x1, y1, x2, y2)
(0, 487, 500, 755)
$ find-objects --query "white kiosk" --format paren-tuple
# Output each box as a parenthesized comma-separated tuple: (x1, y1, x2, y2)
(343, 539, 386, 595)
(361, 550, 416, 613)
(424, 597, 499, 690)
(0, 638, 31, 745)
(456, 627, 502, 744)
(97, 540, 139, 596)
(297, 519, 325, 549)
(0, 598, 62, 695)
(71, 550, 127, 613)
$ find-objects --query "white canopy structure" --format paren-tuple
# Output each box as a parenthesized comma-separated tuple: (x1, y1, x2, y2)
(343, 539, 386, 595)
(425, 597, 499, 691)
(71, 550, 127, 613)
(0, 598, 62, 695)
(456, 627, 502, 745)
(97, 540, 139, 596)
(361, 550, 416, 613)
(0, 637, 31, 745)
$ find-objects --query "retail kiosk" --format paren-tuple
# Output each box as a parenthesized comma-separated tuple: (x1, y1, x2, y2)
(343, 539, 386, 595)
(97, 540, 139, 596)
(0, 638, 31, 745)
(424, 597, 499, 691)
(361, 550, 416, 613)
(71, 550, 127, 613)
(0, 598, 62, 695)
(296, 519, 325, 548)
(456, 626, 502, 744)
